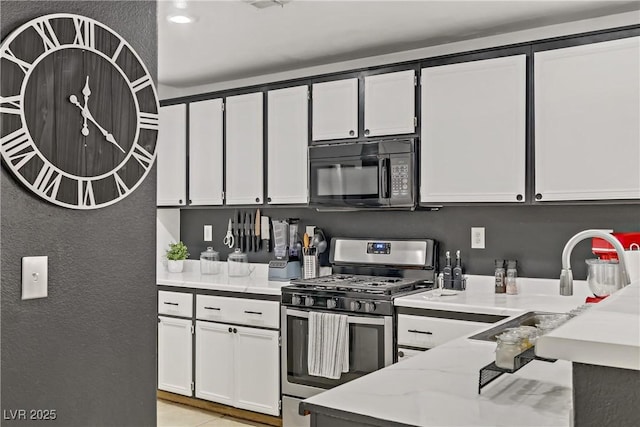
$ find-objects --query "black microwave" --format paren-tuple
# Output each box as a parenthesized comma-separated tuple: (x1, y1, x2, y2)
(308, 138, 416, 209)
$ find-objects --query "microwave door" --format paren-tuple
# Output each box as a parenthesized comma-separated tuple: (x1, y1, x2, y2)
(310, 157, 382, 207)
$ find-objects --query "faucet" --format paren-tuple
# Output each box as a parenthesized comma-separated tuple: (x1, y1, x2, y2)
(560, 229, 631, 296)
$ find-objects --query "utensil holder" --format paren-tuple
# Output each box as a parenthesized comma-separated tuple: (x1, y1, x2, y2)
(303, 251, 319, 279)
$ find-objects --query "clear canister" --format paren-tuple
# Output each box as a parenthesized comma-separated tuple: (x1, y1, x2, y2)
(495, 331, 522, 370)
(200, 247, 220, 275)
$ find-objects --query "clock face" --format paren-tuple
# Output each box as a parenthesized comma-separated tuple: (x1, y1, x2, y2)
(0, 14, 159, 209)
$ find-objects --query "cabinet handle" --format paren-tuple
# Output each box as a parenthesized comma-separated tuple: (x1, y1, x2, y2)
(228, 327, 233, 333)
(364, 129, 370, 136)
(349, 130, 355, 136)
(398, 350, 405, 358)
(267, 197, 272, 203)
(233, 328, 238, 333)
(535, 193, 543, 200)
(189, 199, 192, 204)
(178, 199, 183, 204)
(408, 329, 432, 335)
(244, 310, 263, 315)
(516, 194, 523, 201)
(204, 307, 220, 311)
(255, 197, 260, 203)
(163, 302, 179, 306)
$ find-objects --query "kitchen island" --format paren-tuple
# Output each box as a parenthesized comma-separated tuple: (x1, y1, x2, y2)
(301, 277, 595, 427)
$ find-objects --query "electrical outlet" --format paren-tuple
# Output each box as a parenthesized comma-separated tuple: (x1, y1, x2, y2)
(204, 225, 213, 242)
(471, 227, 485, 249)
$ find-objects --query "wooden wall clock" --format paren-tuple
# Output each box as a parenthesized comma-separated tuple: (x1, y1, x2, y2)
(0, 13, 159, 209)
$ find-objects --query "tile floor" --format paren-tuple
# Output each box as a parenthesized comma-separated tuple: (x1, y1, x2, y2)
(157, 400, 270, 427)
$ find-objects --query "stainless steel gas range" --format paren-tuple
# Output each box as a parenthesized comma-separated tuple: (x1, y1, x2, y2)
(280, 237, 438, 426)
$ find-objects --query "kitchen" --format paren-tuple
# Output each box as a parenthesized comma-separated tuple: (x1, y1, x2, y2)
(1, 1, 639, 427)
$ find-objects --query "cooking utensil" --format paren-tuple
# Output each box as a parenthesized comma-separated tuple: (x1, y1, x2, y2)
(303, 233, 310, 252)
(245, 212, 252, 252)
(311, 229, 328, 254)
(223, 218, 234, 249)
(261, 216, 270, 252)
(237, 210, 243, 252)
(255, 209, 261, 251)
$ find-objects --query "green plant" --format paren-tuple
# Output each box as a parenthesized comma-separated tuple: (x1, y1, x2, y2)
(166, 241, 189, 261)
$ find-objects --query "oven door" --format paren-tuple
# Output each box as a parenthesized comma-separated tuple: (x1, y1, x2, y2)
(281, 307, 394, 399)
(308, 154, 389, 208)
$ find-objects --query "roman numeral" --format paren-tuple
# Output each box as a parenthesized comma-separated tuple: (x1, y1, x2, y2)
(139, 112, 159, 130)
(113, 172, 129, 197)
(131, 143, 154, 170)
(34, 163, 62, 200)
(1, 128, 36, 170)
(0, 95, 22, 115)
(72, 17, 96, 48)
(3, 47, 32, 74)
(111, 40, 125, 61)
(78, 179, 95, 207)
(130, 75, 152, 93)
(32, 20, 60, 52)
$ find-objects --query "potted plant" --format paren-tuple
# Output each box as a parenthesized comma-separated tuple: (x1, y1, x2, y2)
(166, 241, 189, 273)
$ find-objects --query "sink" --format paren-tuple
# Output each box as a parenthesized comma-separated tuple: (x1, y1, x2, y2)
(468, 311, 560, 341)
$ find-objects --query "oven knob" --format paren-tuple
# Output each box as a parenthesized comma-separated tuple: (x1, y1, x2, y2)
(327, 299, 337, 309)
(363, 302, 376, 313)
(305, 296, 315, 307)
(291, 295, 302, 306)
(350, 301, 361, 311)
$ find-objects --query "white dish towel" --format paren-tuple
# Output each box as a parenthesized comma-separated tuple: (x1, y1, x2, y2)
(307, 312, 349, 379)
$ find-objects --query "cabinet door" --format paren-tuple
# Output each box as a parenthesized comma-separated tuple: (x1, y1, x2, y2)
(420, 55, 526, 203)
(267, 85, 309, 204)
(364, 70, 416, 137)
(234, 327, 280, 416)
(157, 104, 186, 206)
(158, 316, 192, 396)
(225, 92, 264, 205)
(534, 37, 640, 201)
(195, 321, 235, 406)
(312, 78, 358, 141)
(189, 99, 223, 205)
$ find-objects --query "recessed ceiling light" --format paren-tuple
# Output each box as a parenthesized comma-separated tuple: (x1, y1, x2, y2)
(167, 14, 196, 24)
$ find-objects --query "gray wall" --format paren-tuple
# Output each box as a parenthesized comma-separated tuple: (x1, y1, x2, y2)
(1, 2, 157, 426)
(180, 204, 640, 280)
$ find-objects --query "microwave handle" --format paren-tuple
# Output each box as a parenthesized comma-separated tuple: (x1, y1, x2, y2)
(379, 157, 389, 199)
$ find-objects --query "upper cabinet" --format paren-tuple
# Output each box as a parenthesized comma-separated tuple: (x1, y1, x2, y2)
(534, 36, 640, 201)
(364, 70, 416, 137)
(420, 55, 527, 203)
(157, 104, 187, 206)
(225, 92, 264, 205)
(312, 78, 358, 141)
(189, 99, 224, 206)
(267, 85, 309, 204)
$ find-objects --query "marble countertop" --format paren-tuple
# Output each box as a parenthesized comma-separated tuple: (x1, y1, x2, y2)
(536, 282, 640, 370)
(156, 261, 288, 295)
(395, 275, 592, 315)
(303, 325, 574, 426)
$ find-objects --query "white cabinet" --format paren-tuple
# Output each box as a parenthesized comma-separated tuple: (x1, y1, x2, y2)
(195, 321, 235, 406)
(189, 99, 223, 205)
(157, 104, 186, 206)
(312, 78, 358, 141)
(158, 316, 193, 396)
(364, 70, 416, 137)
(534, 36, 640, 201)
(397, 314, 486, 350)
(420, 55, 527, 203)
(267, 86, 309, 204)
(225, 92, 264, 205)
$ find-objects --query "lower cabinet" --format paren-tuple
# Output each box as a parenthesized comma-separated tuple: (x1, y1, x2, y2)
(158, 316, 193, 396)
(195, 321, 280, 416)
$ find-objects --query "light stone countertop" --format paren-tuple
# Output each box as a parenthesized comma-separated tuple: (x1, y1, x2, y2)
(536, 281, 640, 370)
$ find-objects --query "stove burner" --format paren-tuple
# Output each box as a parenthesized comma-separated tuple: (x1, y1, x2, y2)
(290, 273, 425, 295)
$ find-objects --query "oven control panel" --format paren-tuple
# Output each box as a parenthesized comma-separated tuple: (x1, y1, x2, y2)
(282, 292, 394, 316)
(367, 242, 391, 254)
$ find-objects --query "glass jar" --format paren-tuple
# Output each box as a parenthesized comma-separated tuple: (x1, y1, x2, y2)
(200, 247, 220, 275)
(227, 248, 254, 277)
(495, 331, 522, 370)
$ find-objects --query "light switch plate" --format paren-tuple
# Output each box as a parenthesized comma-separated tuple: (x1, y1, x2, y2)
(204, 225, 212, 241)
(471, 227, 485, 249)
(22, 256, 48, 300)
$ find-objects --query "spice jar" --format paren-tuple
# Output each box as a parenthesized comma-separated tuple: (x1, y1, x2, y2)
(200, 247, 220, 275)
(495, 331, 522, 370)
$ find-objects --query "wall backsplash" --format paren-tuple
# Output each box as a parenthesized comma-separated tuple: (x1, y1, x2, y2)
(179, 204, 640, 280)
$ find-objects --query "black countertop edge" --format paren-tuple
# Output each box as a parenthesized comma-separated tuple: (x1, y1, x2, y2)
(157, 284, 281, 302)
(299, 401, 416, 427)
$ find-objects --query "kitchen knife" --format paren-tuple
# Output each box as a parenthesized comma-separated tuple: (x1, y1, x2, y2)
(244, 212, 250, 252)
(248, 212, 253, 252)
(238, 210, 244, 252)
(233, 210, 239, 250)
(255, 209, 261, 251)
(261, 216, 270, 252)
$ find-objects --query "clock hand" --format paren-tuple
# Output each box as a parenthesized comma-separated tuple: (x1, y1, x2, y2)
(68, 96, 126, 154)
(81, 76, 91, 137)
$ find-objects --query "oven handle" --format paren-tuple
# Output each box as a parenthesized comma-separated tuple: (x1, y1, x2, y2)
(285, 308, 387, 325)
(379, 157, 389, 199)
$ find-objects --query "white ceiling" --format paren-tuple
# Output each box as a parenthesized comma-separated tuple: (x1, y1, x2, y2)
(158, 0, 640, 88)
